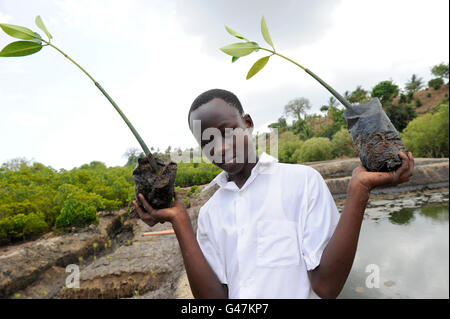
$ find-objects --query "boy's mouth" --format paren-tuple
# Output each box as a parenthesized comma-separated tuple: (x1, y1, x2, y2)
(224, 156, 236, 164)
(214, 155, 236, 167)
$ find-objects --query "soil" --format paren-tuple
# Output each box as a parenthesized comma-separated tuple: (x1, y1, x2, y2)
(344, 98, 407, 172)
(132, 155, 177, 215)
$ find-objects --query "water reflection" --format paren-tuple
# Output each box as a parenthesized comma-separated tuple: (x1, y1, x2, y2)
(339, 197, 449, 299)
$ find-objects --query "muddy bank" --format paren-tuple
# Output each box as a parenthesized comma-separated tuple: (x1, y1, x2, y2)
(1, 157, 447, 299)
(305, 157, 449, 199)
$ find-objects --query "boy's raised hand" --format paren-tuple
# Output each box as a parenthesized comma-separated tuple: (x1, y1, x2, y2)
(133, 191, 189, 227)
(350, 151, 415, 192)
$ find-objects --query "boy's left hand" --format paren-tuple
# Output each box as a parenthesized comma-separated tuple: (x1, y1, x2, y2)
(350, 151, 415, 192)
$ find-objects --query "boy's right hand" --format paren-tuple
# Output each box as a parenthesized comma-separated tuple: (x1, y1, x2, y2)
(133, 191, 189, 227)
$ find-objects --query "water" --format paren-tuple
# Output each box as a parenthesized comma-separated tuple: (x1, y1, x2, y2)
(338, 190, 449, 299)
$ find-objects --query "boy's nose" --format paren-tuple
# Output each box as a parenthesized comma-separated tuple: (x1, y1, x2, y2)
(213, 137, 232, 158)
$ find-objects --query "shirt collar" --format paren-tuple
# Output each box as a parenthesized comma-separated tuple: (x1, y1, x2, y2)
(202, 152, 278, 193)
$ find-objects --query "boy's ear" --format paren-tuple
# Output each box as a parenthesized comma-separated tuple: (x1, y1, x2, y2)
(242, 114, 254, 131)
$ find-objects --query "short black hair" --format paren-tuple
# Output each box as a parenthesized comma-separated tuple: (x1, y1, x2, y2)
(188, 89, 244, 126)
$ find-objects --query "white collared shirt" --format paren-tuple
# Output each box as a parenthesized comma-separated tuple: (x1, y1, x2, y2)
(196, 152, 341, 299)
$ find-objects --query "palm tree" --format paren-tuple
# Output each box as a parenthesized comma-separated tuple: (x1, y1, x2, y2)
(405, 74, 424, 93)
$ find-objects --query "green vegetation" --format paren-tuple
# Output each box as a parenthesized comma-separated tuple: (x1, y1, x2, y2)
(331, 128, 357, 158)
(405, 74, 424, 93)
(0, 157, 221, 244)
(428, 77, 444, 90)
(431, 62, 449, 81)
(174, 162, 221, 187)
(401, 102, 449, 157)
(384, 104, 417, 132)
(295, 137, 334, 163)
(371, 81, 399, 105)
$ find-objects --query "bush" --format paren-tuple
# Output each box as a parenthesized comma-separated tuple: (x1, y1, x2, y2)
(331, 128, 357, 158)
(416, 98, 422, 107)
(399, 94, 407, 104)
(174, 162, 221, 187)
(0, 213, 48, 242)
(55, 198, 98, 230)
(277, 132, 304, 163)
(401, 103, 449, 157)
(428, 78, 444, 90)
(427, 92, 432, 98)
(187, 185, 200, 196)
(295, 137, 334, 163)
(384, 103, 417, 132)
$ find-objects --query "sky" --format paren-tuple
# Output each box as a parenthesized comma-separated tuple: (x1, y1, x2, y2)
(0, 0, 448, 170)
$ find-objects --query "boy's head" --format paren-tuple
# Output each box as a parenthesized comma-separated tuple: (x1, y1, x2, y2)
(188, 89, 256, 175)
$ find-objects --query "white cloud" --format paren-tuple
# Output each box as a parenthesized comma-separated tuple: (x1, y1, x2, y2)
(0, 10, 12, 23)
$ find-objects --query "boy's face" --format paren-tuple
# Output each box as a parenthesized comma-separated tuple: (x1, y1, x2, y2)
(189, 98, 255, 175)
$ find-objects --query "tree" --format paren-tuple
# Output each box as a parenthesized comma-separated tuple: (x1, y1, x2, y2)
(320, 105, 329, 113)
(371, 80, 399, 105)
(320, 96, 339, 113)
(268, 116, 287, 129)
(405, 74, 424, 93)
(124, 147, 144, 166)
(291, 119, 314, 140)
(284, 97, 311, 122)
(431, 62, 449, 80)
(428, 78, 444, 90)
(384, 103, 417, 132)
(348, 86, 370, 104)
(343, 91, 351, 100)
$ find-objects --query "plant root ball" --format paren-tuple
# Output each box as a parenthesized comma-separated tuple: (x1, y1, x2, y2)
(355, 131, 406, 172)
(132, 156, 177, 218)
(344, 98, 408, 172)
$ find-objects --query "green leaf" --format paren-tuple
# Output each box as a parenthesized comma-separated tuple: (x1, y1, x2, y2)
(232, 56, 239, 63)
(31, 32, 42, 44)
(220, 42, 259, 57)
(246, 55, 271, 80)
(225, 26, 248, 41)
(35, 15, 52, 40)
(261, 16, 274, 49)
(0, 23, 38, 40)
(0, 41, 42, 57)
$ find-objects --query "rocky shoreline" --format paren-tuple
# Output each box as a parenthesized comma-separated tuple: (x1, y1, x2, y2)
(0, 157, 448, 299)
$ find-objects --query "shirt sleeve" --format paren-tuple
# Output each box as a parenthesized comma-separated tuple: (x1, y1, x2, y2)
(196, 206, 227, 284)
(300, 167, 340, 271)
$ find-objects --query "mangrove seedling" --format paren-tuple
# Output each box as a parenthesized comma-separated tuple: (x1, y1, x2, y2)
(220, 16, 407, 172)
(0, 16, 177, 210)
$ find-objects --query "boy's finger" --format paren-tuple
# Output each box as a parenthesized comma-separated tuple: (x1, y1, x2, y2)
(133, 200, 149, 219)
(138, 193, 155, 214)
(408, 152, 415, 174)
(134, 200, 158, 225)
(396, 152, 410, 174)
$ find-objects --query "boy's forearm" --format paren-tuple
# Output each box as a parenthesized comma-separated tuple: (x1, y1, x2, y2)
(172, 214, 228, 299)
(308, 180, 370, 298)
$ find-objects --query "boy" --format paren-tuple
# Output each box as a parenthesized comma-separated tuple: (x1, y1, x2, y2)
(133, 89, 414, 299)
